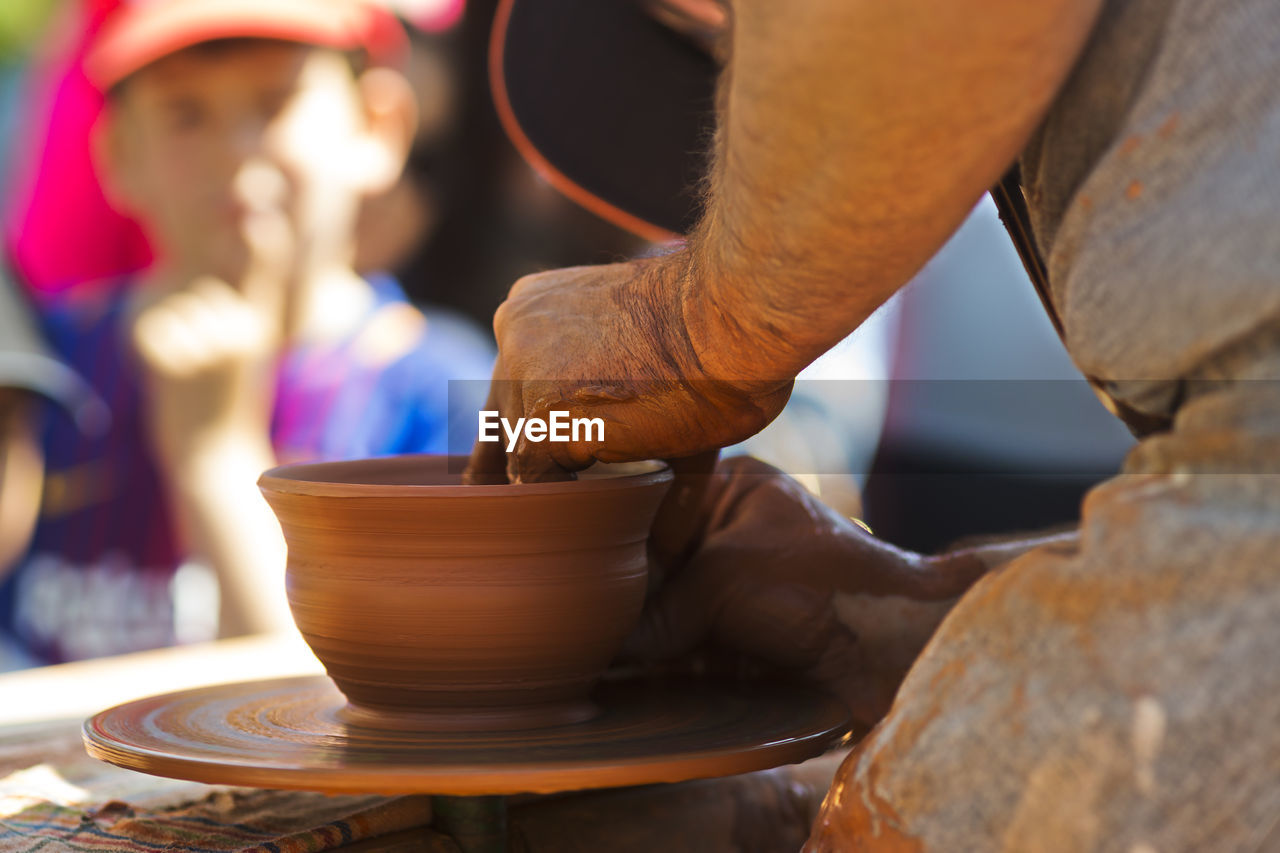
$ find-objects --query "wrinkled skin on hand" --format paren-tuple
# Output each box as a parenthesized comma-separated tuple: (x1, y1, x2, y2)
(630, 457, 989, 731)
(465, 258, 793, 484)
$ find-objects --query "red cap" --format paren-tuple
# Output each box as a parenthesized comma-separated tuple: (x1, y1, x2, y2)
(86, 0, 407, 89)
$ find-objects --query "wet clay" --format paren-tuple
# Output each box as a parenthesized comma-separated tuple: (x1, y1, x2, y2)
(258, 455, 672, 731)
(83, 675, 850, 795)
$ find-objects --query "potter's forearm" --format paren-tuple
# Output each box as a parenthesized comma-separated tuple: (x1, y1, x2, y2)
(836, 530, 1080, 701)
(682, 0, 1103, 384)
(163, 440, 292, 638)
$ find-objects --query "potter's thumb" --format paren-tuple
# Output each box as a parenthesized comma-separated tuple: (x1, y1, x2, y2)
(464, 381, 511, 485)
(510, 439, 576, 484)
(463, 435, 508, 485)
(650, 450, 721, 568)
(619, 573, 713, 663)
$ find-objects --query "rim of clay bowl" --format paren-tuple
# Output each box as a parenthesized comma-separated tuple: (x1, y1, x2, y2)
(258, 454, 672, 498)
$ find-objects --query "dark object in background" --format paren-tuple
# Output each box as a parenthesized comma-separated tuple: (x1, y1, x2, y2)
(394, 0, 646, 325)
(492, 0, 718, 239)
(862, 444, 1099, 555)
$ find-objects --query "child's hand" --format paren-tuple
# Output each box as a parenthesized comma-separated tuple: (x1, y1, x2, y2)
(130, 273, 293, 638)
(130, 275, 281, 467)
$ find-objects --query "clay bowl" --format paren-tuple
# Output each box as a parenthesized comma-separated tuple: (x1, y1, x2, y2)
(258, 455, 671, 731)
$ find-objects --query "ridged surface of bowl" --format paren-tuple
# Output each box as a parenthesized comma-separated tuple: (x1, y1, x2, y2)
(259, 455, 672, 730)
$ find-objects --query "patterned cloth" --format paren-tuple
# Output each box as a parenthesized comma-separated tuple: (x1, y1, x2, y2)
(0, 724, 444, 853)
(0, 718, 845, 853)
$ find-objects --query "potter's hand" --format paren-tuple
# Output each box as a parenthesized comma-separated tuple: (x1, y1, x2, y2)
(464, 257, 793, 484)
(627, 457, 989, 731)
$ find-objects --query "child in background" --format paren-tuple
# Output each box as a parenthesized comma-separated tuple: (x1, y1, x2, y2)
(0, 0, 493, 666)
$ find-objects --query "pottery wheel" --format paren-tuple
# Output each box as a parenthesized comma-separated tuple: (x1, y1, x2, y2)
(84, 675, 851, 796)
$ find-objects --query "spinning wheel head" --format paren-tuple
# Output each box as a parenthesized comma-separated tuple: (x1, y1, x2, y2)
(84, 675, 851, 795)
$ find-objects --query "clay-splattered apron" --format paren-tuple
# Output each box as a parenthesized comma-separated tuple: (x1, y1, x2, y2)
(812, 0, 1280, 849)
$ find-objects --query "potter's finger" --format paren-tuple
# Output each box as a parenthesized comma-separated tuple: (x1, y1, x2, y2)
(464, 438, 508, 485)
(832, 547, 988, 601)
(506, 394, 583, 483)
(463, 368, 511, 485)
(508, 438, 575, 484)
(649, 449, 722, 569)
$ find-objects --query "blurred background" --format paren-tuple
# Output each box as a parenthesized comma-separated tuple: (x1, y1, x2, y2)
(0, 0, 1134, 668)
(0, 0, 648, 314)
(0, 0, 57, 173)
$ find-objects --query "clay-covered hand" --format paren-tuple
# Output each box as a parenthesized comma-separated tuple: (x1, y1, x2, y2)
(464, 256, 793, 484)
(627, 456, 989, 731)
